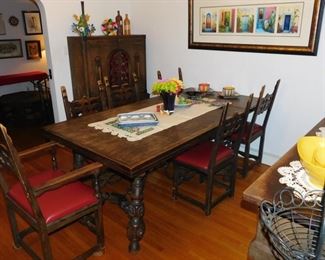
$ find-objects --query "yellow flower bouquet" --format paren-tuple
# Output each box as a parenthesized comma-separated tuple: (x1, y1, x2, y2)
(152, 78, 183, 95)
(152, 78, 184, 113)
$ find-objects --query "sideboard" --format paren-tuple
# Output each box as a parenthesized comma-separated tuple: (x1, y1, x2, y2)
(67, 35, 148, 108)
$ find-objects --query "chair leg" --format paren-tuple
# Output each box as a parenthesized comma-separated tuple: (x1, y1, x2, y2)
(204, 171, 214, 216)
(229, 165, 237, 197)
(172, 164, 179, 200)
(95, 209, 105, 255)
(73, 152, 85, 169)
(163, 161, 174, 180)
(93, 173, 105, 255)
(7, 206, 22, 249)
(241, 142, 251, 177)
(199, 174, 205, 183)
(257, 134, 265, 164)
(39, 230, 53, 260)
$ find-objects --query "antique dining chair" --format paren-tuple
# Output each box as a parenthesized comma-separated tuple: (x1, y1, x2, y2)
(172, 95, 253, 215)
(238, 79, 280, 177)
(0, 123, 104, 259)
(61, 86, 121, 184)
(157, 67, 183, 81)
(100, 72, 146, 109)
(61, 85, 107, 120)
(101, 49, 147, 108)
(61, 85, 108, 168)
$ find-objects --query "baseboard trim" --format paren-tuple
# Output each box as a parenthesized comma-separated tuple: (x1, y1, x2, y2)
(240, 146, 280, 166)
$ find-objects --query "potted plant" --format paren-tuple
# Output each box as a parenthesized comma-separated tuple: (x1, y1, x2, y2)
(152, 78, 183, 112)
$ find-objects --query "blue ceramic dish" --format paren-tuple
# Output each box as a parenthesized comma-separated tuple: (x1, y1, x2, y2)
(117, 112, 159, 127)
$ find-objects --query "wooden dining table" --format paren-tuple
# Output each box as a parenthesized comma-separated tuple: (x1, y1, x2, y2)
(242, 117, 325, 259)
(43, 94, 256, 252)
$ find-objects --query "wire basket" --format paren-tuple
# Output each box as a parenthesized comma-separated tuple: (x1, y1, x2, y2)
(260, 188, 325, 259)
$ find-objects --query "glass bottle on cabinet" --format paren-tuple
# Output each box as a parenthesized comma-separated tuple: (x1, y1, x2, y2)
(115, 10, 123, 35)
(123, 14, 131, 35)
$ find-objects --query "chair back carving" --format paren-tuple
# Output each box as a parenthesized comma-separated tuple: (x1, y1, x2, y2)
(178, 67, 183, 81)
(157, 70, 162, 80)
(257, 79, 280, 129)
(207, 103, 228, 169)
(209, 95, 253, 169)
(61, 86, 106, 120)
(157, 67, 183, 81)
(245, 85, 265, 139)
(247, 79, 280, 135)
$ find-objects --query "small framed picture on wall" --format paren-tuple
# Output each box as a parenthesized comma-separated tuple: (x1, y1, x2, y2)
(25, 40, 42, 59)
(22, 11, 43, 35)
(0, 39, 23, 59)
(0, 13, 6, 35)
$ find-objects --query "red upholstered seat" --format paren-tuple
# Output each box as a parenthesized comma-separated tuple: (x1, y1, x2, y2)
(232, 123, 263, 142)
(8, 169, 97, 224)
(0, 124, 104, 259)
(175, 141, 234, 170)
(242, 123, 263, 142)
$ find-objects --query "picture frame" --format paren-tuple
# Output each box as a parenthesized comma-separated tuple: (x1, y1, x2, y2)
(0, 39, 23, 59)
(188, 0, 325, 55)
(22, 11, 43, 35)
(25, 40, 42, 59)
(0, 13, 6, 35)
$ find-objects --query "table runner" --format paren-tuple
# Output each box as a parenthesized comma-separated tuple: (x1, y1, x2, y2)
(88, 102, 222, 141)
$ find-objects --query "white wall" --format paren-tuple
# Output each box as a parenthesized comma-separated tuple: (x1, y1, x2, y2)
(39, 0, 132, 123)
(40, 0, 325, 164)
(0, 0, 48, 95)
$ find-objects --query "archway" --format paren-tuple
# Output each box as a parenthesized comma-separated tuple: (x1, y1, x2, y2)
(0, 0, 53, 149)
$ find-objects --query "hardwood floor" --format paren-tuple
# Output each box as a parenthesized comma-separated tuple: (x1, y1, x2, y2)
(0, 131, 269, 259)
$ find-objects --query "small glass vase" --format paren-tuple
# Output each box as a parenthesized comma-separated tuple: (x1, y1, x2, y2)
(161, 92, 176, 113)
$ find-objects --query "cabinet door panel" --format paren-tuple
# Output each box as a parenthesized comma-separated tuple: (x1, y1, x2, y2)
(86, 37, 118, 98)
(118, 36, 147, 100)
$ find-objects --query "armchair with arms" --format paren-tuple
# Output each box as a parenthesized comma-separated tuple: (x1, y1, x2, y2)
(0, 124, 105, 259)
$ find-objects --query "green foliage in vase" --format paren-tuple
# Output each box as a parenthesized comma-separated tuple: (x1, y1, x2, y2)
(152, 78, 183, 94)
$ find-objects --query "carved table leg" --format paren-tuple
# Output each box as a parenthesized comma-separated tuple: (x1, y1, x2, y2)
(101, 174, 147, 252)
(127, 176, 146, 252)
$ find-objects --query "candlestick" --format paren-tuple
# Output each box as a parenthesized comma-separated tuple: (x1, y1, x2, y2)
(81, 1, 85, 16)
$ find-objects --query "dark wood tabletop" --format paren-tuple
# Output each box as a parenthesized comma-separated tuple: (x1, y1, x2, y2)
(243, 117, 325, 209)
(43, 94, 256, 252)
(43, 95, 255, 179)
